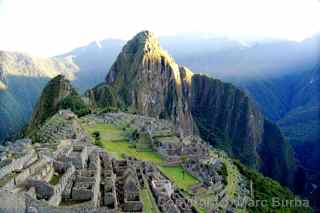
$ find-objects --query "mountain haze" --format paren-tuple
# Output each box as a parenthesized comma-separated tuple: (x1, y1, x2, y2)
(58, 39, 124, 92)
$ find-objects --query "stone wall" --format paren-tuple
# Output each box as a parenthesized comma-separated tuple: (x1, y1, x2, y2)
(26, 179, 54, 200)
(66, 145, 88, 169)
(16, 159, 49, 185)
(0, 190, 26, 213)
(2, 159, 55, 190)
(49, 165, 75, 206)
(54, 143, 72, 160)
(0, 150, 37, 179)
(26, 193, 118, 213)
(92, 151, 101, 207)
(31, 161, 54, 182)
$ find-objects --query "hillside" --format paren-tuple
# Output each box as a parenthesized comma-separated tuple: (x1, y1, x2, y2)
(87, 31, 297, 189)
(25, 75, 89, 137)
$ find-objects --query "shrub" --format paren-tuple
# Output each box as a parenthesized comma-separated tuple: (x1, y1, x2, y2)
(99, 107, 119, 114)
(217, 162, 228, 185)
(92, 131, 101, 145)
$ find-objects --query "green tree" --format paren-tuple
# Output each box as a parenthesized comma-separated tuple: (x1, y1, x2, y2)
(131, 129, 140, 141)
(92, 131, 101, 145)
(180, 155, 188, 180)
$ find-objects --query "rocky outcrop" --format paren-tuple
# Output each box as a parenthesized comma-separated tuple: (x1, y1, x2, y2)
(26, 75, 78, 136)
(88, 31, 296, 187)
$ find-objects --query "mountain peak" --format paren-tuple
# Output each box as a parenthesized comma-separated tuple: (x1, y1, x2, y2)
(124, 30, 161, 55)
(26, 74, 77, 135)
(105, 31, 177, 84)
(133, 30, 158, 44)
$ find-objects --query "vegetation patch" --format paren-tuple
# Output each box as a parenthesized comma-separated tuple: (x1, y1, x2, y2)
(140, 188, 160, 213)
(59, 95, 90, 117)
(49, 173, 61, 185)
(234, 160, 312, 213)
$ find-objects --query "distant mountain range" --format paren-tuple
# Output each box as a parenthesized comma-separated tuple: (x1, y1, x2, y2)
(57, 39, 125, 93)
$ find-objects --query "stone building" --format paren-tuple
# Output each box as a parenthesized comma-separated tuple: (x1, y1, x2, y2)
(152, 135, 209, 164)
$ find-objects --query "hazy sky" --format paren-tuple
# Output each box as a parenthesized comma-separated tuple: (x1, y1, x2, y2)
(0, 0, 319, 57)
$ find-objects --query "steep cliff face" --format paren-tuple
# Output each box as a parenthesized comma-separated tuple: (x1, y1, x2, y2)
(92, 31, 194, 135)
(190, 75, 295, 186)
(88, 31, 296, 186)
(259, 120, 296, 186)
(190, 74, 264, 166)
(26, 75, 77, 135)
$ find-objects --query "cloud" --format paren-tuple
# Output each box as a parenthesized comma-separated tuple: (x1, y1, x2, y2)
(0, 0, 319, 56)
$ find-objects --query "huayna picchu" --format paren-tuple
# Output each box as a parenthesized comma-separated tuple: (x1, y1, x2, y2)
(87, 31, 296, 188)
(0, 31, 312, 213)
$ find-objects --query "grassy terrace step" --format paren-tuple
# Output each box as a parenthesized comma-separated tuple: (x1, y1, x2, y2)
(158, 166, 200, 191)
(140, 175, 161, 213)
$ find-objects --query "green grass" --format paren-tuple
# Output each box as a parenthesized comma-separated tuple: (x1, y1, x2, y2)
(101, 140, 199, 191)
(49, 174, 60, 185)
(85, 123, 127, 141)
(140, 188, 160, 213)
(101, 140, 164, 164)
(159, 166, 200, 191)
(196, 207, 208, 213)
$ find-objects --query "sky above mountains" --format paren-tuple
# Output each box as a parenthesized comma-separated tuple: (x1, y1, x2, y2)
(0, 0, 319, 56)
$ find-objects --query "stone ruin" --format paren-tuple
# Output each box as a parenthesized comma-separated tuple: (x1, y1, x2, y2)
(1, 137, 179, 212)
(35, 111, 82, 144)
(184, 158, 224, 188)
(87, 112, 176, 137)
(0, 110, 236, 212)
(143, 162, 196, 213)
(112, 158, 143, 212)
(152, 135, 209, 165)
